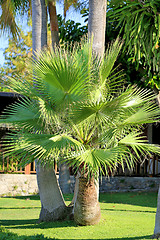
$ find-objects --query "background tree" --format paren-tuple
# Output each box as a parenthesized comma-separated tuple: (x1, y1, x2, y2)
(0, 0, 31, 40)
(31, 0, 72, 222)
(0, 15, 87, 84)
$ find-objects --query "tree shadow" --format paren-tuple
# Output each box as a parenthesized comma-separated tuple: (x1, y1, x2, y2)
(2, 194, 73, 202)
(99, 191, 157, 208)
(61, 237, 152, 240)
(103, 208, 156, 214)
(60, 237, 152, 240)
(2, 192, 157, 209)
(0, 207, 40, 210)
(0, 220, 153, 239)
(0, 219, 78, 229)
(0, 229, 52, 240)
(0, 229, 153, 240)
(2, 195, 40, 201)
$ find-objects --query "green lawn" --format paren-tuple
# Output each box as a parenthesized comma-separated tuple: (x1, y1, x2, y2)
(0, 192, 158, 240)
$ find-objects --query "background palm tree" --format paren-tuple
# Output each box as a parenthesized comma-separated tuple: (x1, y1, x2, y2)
(1, 39, 160, 225)
(31, 0, 72, 222)
(0, 0, 87, 43)
(88, 0, 107, 57)
(0, 0, 31, 40)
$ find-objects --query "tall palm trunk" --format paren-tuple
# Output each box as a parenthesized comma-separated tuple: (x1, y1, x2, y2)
(41, 0, 47, 48)
(32, 0, 42, 54)
(48, 0, 71, 194)
(48, 0, 59, 49)
(88, 0, 107, 57)
(74, 0, 107, 225)
(32, 0, 70, 222)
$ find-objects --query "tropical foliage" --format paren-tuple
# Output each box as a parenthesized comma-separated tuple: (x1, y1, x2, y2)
(58, 14, 87, 45)
(0, 0, 31, 40)
(0, 40, 160, 178)
(107, 0, 160, 90)
(0, 15, 87, 90)
(0, 0, 87, 40)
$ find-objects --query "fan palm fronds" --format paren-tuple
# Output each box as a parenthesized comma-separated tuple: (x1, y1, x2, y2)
(1, 39, 160, 177)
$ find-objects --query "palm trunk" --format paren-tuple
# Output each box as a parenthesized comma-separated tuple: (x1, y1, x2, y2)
(73, 0, 107, 225)
(41, 0, 47, 48)
(32, 0, 70, 222)
(32, 0, 42, 54)
(153, 185, 160, 238)
(36, 163, 71, 222)
(88, 0, 107, 57)
(48, 0, 59, 49)
(74, 176, 101, 225)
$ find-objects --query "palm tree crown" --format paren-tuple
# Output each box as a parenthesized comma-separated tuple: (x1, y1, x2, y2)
(1, 39, 160, 178)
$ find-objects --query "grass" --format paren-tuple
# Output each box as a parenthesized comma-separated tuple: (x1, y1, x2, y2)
(0, 191, 158, 240)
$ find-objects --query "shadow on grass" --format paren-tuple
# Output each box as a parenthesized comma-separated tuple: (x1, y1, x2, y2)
(1, 195, 40, 201)
(0, 226, 53, 239)
(2, 194, 73, 202)
(103, 208, 156, 214)
(0, 219, 154, 240)
(2, 192, 158, 209)
(0, 219, 78, 229)
(0, 207, 40, 210)
(0, 229, 153, 240)
(99, 191, 158, 208)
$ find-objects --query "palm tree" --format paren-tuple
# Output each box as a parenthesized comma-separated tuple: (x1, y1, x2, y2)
(32, 0, 72, 222)
(0, 0, 86, 43)
(0, 0, 85, 222)
(0, 0, 31, 40)
(1, 39, 160, 225)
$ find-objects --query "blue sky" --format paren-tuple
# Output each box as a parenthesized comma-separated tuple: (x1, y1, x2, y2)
(0, 3, 85, 66)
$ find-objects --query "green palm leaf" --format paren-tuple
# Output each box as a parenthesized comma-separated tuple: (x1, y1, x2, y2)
(1, 39, 160, 177)
(119, 131, 160, 157)
(30, 46, 91, 105)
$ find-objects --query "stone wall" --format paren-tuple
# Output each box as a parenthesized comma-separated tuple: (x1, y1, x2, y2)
(0, 174, 38, 196)
(1, 174, 160, 196)
(99, 176, 160, 192)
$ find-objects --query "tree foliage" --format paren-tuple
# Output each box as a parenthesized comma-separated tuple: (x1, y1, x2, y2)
(58, 14, 87, 45)
(107, 0, 160, 90)
(0, 0, 31, 39)
(0, 15, 87, 90)
(0, 40, 160, 179)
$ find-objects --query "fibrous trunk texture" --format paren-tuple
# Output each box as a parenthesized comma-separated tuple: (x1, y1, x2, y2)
(153, 185, 160, 239)
(36, 163, 71, 222)
(88, 0, 107, 57)
(74, 176, 101, 225)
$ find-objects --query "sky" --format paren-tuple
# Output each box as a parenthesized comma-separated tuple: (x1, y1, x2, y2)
(0, 3, 85, 66)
